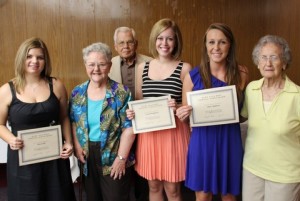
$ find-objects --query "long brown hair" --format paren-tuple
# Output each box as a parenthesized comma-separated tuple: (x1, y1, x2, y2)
(199, 23, 243, 103)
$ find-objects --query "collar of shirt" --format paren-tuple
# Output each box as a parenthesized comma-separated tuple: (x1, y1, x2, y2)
(120, 54, 137, 67)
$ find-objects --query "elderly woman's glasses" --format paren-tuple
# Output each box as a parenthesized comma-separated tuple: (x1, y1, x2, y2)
(86, 62, 110, 69)
(117, 40, 135, 47)
(259, 55, 281, 64)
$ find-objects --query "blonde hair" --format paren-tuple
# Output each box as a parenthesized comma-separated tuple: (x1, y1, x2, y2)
(149, 18, 182, 59)
(14, 37, 52, 93)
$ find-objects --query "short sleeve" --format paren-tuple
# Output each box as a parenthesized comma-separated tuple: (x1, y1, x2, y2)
(240, 86, 249, 118)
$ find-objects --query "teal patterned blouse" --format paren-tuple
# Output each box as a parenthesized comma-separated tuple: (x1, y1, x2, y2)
(69, 78, 134, 175)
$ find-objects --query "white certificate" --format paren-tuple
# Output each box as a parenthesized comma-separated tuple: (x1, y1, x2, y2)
(18, 125, 62, 166)
(187, 85, 239, 127)
(128, 95, 176, 134)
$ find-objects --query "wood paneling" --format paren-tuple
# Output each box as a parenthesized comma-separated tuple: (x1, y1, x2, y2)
(264, 0, 300, 84)
(0, 0, 299, 95)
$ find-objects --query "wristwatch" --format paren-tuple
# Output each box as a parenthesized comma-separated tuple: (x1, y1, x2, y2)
(118, 155, 126, 161)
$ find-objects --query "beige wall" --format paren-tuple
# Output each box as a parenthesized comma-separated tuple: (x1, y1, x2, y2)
(0, 0, 299, 93)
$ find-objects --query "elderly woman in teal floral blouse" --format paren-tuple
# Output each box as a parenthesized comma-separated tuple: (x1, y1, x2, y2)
(69, 42, 135, 201)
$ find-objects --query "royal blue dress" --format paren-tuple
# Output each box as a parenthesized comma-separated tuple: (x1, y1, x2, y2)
(185, 67, 243, 196)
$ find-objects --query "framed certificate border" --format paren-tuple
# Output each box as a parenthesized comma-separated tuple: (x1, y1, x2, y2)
(18, 125, 62, 166)
(128, 95, 176, 134)
(187, 85, 239, 127)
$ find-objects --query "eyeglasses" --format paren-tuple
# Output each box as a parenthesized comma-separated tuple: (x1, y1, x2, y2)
(259, 55, 281, 64)
(117, 40, 135, 47)
(86, 62, 110, 69)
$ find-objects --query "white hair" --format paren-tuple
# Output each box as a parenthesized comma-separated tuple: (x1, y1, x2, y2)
(113, 27, 136, 44)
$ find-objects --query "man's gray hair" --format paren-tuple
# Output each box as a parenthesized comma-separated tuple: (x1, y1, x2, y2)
(113, 27, 136, 44)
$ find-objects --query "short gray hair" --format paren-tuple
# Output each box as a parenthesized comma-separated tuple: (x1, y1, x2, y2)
(82, 42, 112, 63)
(252, 35, 292, 69)
(113, 27, 136, 44)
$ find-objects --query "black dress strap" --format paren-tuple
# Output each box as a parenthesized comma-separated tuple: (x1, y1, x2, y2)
(48, 77, 54, 92)
(8, 81, 16, 99)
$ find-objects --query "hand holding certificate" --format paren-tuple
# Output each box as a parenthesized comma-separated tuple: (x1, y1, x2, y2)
(18, 125, 62, 166)
(187, 85, 239, 127)
(128, 96, 176, 134)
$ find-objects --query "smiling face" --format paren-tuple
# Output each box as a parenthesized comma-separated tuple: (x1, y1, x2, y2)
(114, 31, 137, 60)
(25, 48, 45, 76)
(85, 51, 112, 85)
(155, 27, 176, 58)
(206, 29, 230, 65)
(258, 43, 285, 79)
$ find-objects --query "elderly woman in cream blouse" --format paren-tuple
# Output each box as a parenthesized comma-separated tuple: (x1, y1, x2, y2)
(241, 35, 300, 201)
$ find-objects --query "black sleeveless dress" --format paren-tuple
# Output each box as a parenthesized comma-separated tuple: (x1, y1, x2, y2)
(7, 78, 76, 201)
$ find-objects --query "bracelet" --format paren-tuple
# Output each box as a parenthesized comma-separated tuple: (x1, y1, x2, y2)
(118, 155, 126, 161)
